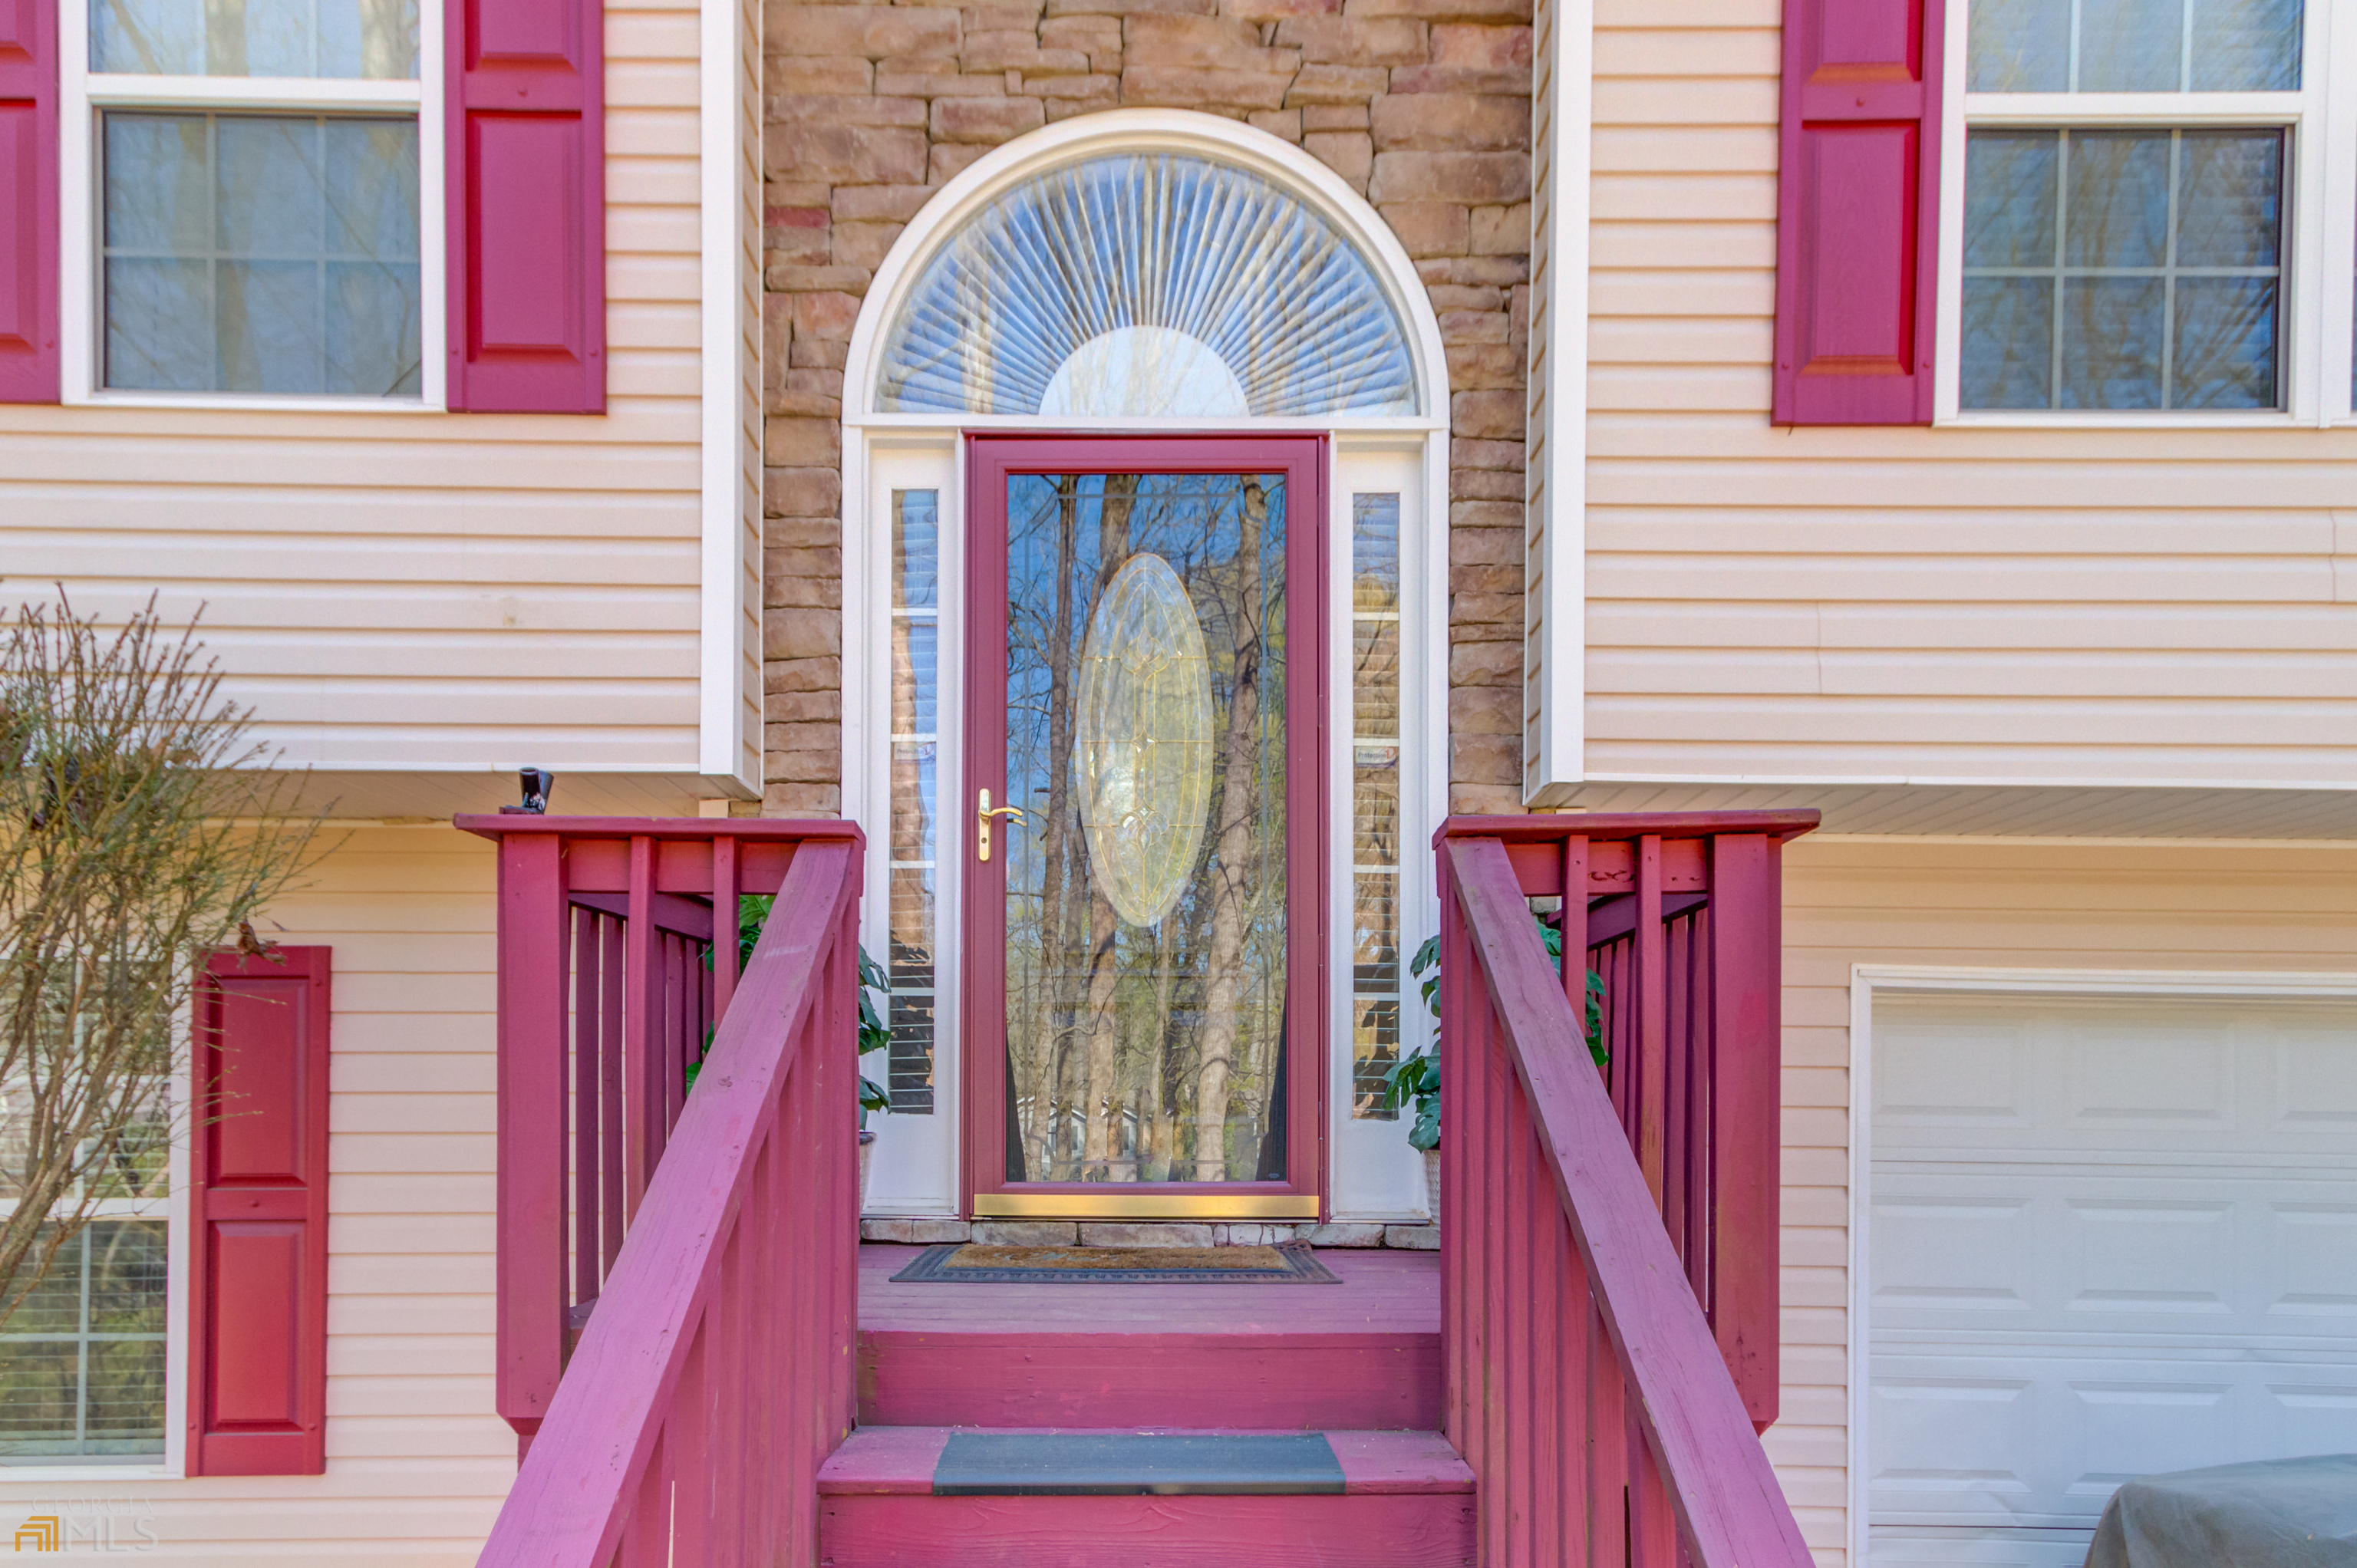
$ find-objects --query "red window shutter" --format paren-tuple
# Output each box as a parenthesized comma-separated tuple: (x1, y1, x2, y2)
(0, 0, 57, 402)
(445, 0, 605, 412)
(1772, 0, 1944, 424)
(189, 948, 331, 1477)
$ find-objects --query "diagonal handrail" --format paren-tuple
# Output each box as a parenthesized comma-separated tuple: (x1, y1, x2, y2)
(476, 835, 861, 1568)
(1443, 831, 1814, 1566)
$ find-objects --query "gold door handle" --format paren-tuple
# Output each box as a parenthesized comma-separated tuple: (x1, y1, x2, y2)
(977, 789, 1027, 862)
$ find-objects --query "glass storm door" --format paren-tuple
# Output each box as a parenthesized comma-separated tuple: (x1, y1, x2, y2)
(964, 436, 1328, 1219)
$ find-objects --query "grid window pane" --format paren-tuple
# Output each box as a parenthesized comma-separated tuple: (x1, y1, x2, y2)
(1961, 127, 2283, 412)
(2076, 0, 2183, 91)
(1349, 496, 1404, 1122)
(103, 112, 421, 397)
(2176, 130, 2282, 268)
(2190, 0, 2303, 90)
(91, 0, 420, 78)
(1962, 276, 2055, 407)
(2172, 276, 2279, 407)
(1968, 0, 2069, 90)
(1963, 132, 2059, 268)
(885, 492, 941, 1115)
(0, 1221, 169, 1461)
(2064, 131, 2170, 268)
(2060, 276, 2166, 407)
(1967, 0, 2300, 91)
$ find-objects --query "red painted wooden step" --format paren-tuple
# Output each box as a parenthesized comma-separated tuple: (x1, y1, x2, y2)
(856, 1244, 1442, 1431)
(816, 1426, 1475, 1567)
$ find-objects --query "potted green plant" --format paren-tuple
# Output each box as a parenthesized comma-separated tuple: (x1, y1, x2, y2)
(1381, 917, 1607, 1221)
(696, 895, 893, 1205)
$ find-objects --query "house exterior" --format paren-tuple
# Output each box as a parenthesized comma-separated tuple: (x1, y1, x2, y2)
(0, 0, 2352, 1556)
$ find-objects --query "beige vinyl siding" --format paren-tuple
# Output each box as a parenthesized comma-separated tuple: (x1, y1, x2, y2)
(0, 827, 509, 1565)
(1768, 834, 2357, 1568)
(0, 0, 717, 785)
(1582, 0, 2357, 790)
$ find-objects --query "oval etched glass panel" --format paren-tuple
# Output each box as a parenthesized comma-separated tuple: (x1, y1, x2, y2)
(1073, 553, 1215, 927)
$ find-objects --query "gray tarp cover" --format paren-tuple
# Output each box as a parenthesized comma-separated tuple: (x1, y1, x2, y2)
(2087, 1455, 2357, 1568)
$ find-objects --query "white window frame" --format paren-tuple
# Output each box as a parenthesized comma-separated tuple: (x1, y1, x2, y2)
(1933, 0, 2357, 427)
(55, 0, 447, 411)
(0, 1043, 191, 1483)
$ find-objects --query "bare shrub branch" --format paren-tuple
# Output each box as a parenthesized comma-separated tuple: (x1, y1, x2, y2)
(0, 593, 325, 1330)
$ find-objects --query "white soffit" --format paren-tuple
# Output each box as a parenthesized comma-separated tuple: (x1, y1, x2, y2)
(1555, 779, 2357, 840)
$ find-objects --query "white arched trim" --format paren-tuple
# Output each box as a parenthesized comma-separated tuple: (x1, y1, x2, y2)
(838, 110, 1452, 1224)
(841, 110, 1451, 432)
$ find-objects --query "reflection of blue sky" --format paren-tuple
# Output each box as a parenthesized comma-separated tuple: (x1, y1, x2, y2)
(881, 153, 1419, 417)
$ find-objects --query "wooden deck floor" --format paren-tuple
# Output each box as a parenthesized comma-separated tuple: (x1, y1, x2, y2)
(855, 1244, 1445, 1429)
(857, 1244, 1440, 1335)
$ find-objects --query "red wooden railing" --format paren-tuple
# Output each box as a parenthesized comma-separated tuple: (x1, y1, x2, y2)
(459, 815, 852, 1445)
(1436, 811, 1818, 1568)
(460, 815, 863, 1566)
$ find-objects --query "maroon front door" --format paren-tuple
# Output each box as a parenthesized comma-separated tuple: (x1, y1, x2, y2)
(964, 435, 1329, 1220)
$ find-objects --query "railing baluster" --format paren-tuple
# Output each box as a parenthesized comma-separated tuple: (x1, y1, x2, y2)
(1586, 1305, 1627, 1568)
(572, 906, 600, 1309)
(598, 914, 625, 1277)
(623, 835, 659, 1217)
(615, 1430, 671, 1568)
(712, 836, 740, 1020)
(1631, 1414, 1677, 1568)
(1635, 833, 1667, 1206)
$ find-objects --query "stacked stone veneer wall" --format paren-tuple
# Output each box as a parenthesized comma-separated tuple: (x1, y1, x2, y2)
(759, 0, 1535, 815)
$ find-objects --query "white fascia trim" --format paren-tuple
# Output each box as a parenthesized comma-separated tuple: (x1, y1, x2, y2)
(1843, 960, 2357, 1567)
(1525, 0, 1592, 805)
(837, 109, 1451, 433)
(1575, 769, 2357, 794)
(696, 0, 757, 796)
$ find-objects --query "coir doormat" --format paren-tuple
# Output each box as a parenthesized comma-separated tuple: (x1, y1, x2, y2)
(888, 1240, 1340, 1283)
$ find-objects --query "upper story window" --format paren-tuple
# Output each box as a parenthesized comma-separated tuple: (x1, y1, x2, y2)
(1959, 0, 2319, 413)
(82, 0, 425, 398)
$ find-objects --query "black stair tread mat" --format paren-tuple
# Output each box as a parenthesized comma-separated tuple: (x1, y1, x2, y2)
(932, 1431, 1347, 1495)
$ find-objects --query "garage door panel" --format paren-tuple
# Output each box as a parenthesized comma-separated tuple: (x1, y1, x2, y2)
(1867, 1527, 2095, 1568)
(2062, 1021, 2237, 1135)
(1867, 991, 2357, 1566)
(1873, 1347, 2352, 1530)
(1871, 1195, 2037, 1314)
(2265, 1201, 2357, 1318)
(1877, 1170, 2357, 1338)
(1874, 995, 2357, 1160)
(2260, 1377, 2357, 1455)
(2062, 1197, 2236, 1319)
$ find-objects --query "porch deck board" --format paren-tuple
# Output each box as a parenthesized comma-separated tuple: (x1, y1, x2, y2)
(856, 1244, 1442, 1430)
(858, 1243, 1438, 1332)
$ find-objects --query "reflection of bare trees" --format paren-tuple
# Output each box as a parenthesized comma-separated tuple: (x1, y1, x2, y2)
(1000, 474, 1287, 1185)
(1192, 476, 1264, 1180)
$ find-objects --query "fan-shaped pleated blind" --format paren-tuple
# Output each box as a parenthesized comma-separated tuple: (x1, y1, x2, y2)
(876, 153, 1420, 417)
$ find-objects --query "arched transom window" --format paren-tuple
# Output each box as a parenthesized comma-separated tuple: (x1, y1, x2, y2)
(875, 151, 1422, 418)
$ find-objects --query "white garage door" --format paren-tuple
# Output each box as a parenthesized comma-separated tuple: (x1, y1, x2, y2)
(1866, 990, 2357, 1567)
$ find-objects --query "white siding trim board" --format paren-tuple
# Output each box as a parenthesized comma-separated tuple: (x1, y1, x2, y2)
(1525, 0, 1593, 807)
(697, 0, 761, 799)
